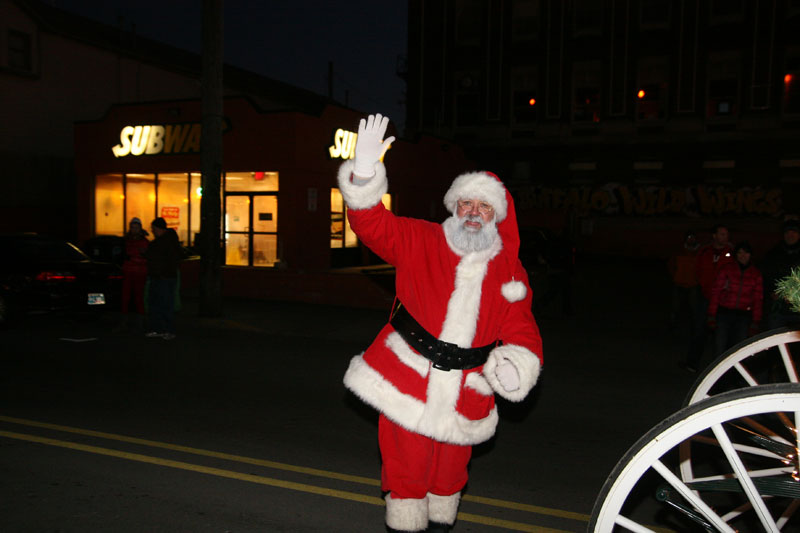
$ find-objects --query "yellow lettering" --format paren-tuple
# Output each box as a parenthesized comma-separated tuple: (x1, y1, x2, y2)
(183, 124, 202, 152)
(341, 131, 356, 159)
(329, 129, 345, 158)
(130, 125, 150, 156)
(145, 125, 165, 154)
(164, 124, 190, 153)
(112, 126, 134, 158)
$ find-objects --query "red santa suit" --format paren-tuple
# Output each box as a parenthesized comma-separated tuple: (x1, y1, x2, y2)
(338, 160, 543, 531)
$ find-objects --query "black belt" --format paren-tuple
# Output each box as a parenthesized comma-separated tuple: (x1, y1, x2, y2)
(389, 302, 497, 371)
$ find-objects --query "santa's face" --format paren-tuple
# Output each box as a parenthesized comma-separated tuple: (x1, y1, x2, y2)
(456, 198, 495, 230)
(445, 211, 499, 253)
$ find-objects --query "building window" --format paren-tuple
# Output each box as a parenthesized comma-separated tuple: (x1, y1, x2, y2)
(573, 0, 603, 36)
(8, 29, 32, 72)
(783, 55, 800, 116)
(95, 174, 125, 236)
(511, 67, 538, 124)
(126, 173, 156, 232)
(330, 189, 391, 249)
(455, 0, 483, 45)
(224, 172, 279, 267)
(636, 57, 669, 121)
(94, 172, 202, 246)
(158, 173, 190, 244)
(512, 0, 540, 41)
(707, 53, 740, 119)
(455, 71, 482, 127)
(639, 0, 671, 30)
(709, 0, 744, 24)
(572, 61, 602, 123)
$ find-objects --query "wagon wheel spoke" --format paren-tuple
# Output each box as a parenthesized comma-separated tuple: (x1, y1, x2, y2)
(711, 422, 781, 530)
(778, 343, 798, 383)
(652, 459, 736, 532)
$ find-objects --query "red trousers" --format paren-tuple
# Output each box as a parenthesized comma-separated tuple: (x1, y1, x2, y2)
(121, 270, 146, 314)
(379, 414, 472, 499)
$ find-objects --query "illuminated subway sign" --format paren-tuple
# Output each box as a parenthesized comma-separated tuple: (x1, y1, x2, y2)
(328, 127, 391, 160)
(112, 124, 202, 158)
(328, 128, 357, 160)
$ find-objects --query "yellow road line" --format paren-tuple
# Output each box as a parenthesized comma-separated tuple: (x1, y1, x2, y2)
(0, 415, 588, 523)
(0, 430, 573, 533)
(0, 414, 378, 486)
(464, 495, 590, 522)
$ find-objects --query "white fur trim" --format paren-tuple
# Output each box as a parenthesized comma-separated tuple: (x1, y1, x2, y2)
(343, 354, 499, 445)
(483, 344, 541, 402)
(386, 332, 430, 378)
(385, 494, 428, 531)
(336, 160, 387, 210)
(438, 236, 502, 345)
(464, 371, 493, 396)
(501, 280, 527, 302)
(428, 492, 461, 525)
(443, 171, 508, 222)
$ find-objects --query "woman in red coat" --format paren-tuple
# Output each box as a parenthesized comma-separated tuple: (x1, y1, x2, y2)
(708, 241, 763, 357)
(119, 217, 149, 329)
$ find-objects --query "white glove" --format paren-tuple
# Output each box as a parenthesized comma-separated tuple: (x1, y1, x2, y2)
(495, 360, 520, 392)
(353, 114, 395, 178)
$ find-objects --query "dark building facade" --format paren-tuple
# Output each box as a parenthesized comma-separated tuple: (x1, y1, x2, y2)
(406, 0, 800, 257)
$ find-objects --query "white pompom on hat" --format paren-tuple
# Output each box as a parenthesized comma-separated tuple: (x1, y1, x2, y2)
(443, 171, 508, 223)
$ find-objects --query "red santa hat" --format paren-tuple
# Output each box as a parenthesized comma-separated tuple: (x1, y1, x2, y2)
(443, 171, 508, 223)
(445, 171, 527, 303)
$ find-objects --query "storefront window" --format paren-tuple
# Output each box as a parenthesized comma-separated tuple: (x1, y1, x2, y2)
(225, 232, 249, 266)
(95, 174, 124, 235)
(225, 171, 279, 192)
(330, 188, 391, 248)
(223, 172, 279, 267)
(190, 172, 202, 247)
(126, 173, 156, 231)
(157, 173, 189, 244)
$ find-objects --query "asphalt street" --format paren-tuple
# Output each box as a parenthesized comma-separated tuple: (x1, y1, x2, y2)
(0, 256, 703, 532)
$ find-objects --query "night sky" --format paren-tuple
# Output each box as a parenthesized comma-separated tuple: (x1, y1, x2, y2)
(50, 0, 408, 130)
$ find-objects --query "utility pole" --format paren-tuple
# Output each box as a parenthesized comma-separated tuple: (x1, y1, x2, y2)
(199, 0, 223, 317)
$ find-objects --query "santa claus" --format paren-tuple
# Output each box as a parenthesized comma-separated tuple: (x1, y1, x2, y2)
(339, 114, 543, 533)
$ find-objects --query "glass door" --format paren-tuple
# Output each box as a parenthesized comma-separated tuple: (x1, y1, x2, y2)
(224, 193, 278, 267)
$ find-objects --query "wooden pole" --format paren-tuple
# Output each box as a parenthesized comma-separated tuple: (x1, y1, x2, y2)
(199, 0, 223, 317)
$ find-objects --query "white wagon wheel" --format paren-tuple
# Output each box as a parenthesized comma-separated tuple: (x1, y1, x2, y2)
(589, 384, 800, 532)
(679, 329, 800, 495)
(684, 328, 800, 407)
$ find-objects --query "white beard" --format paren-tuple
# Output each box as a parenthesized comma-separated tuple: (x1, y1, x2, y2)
(443, 213, 499, 253)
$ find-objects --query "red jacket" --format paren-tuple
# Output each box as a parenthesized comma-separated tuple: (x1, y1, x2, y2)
(695, 244, 733, 299)
(122, 236, 149, 275)
(708, 262, 764, 323)
(338, 161, 542, 446)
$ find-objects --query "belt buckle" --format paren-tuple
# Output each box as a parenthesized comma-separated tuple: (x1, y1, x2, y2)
(432, 339, 460, 371)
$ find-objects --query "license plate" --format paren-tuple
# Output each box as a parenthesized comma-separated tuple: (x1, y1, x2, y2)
(87, 293, 106, 305)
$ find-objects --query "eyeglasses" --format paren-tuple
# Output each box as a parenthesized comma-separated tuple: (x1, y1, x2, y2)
(457, 200, 494, 214)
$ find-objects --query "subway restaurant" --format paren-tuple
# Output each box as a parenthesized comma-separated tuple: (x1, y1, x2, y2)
(75, 97, 472, 307)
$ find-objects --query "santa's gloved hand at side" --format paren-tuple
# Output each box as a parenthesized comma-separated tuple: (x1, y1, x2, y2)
(494, 359, 520, 392)
(353, 114, 395, 178)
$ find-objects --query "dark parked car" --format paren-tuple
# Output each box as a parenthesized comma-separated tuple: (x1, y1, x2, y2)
(0, 234, 123, 324)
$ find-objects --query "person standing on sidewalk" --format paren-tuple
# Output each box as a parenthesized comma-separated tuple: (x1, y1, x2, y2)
(339, 114, 543, 533)
(116, 217, 149, 332)
(684, 224, 733, 371)
(707, 241, 763, 356)
(144, 217, 182, 340)
(761, 219, 800, 329)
